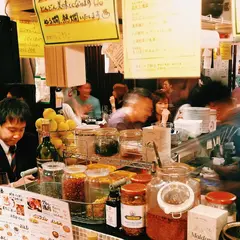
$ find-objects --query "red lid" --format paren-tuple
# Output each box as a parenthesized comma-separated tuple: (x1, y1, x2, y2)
(205, 191, 236, 205)
(131, 173, 152, 184)
(121, 183, 146, 196)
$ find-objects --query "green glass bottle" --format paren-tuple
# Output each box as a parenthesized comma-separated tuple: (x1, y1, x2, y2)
(36, 119, 58, 167)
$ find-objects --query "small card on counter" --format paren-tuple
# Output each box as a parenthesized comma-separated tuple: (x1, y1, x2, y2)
(188, 204, 228, 240)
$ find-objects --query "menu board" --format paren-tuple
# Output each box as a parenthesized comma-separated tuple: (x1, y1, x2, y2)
(17, 21, 44, 58)
(33, 0, 120, 45)
(232, 0, 240, 41)
(123, 0, 201, 79)
(0, 186, 73, 240)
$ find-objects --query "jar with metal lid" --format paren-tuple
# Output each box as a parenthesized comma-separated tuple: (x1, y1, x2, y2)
(146, 164, 200, 240)
(205, 191, 237, 223)
(40, 162, 65, 199)
(121, 183, 146, 236)
(95, 128, 119, 156)
(119, 129, 142, 158)
(62, 165, 87, 202)
(131, 173, 152, 185)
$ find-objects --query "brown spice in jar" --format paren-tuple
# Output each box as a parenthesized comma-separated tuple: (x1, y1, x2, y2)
(121, 183, 146, 237)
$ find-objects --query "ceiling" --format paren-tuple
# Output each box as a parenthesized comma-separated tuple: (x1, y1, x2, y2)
(6, 0, 231, 34)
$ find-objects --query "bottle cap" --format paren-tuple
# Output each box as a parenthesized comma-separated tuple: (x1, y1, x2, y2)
(205, 191, 236, 205)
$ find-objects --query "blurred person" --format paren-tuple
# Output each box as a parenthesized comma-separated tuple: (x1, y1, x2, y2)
(109, 83, 128, 113)
(70, 82, 101, 120)
(0, 98, 37, 186)
(107, 88, 153, 131)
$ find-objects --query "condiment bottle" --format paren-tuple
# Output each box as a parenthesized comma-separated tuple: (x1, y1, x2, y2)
(106, 188, 121, 230)
(121, 183, 146, 237)
(205, 191, 237, 223)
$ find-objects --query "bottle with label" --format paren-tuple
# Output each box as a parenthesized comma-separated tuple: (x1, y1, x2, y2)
(55, 87, 64, 113)
(106, 188, 121, 230)
(36, 119, 59, 167)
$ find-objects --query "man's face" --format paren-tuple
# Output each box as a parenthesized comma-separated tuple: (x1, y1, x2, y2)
(78, 83, 91, 100)
(163, 81, 171, 92)
(0, 119, 26, 146)
(133, 98, 153, 122)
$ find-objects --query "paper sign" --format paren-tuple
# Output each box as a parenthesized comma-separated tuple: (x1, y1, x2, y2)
(0, 186, 73, 240)
(123, 0, 201, 79)
(17, 20, 44, 58)
(232, 0, 240, 41)
(33, 0, 120, 45)
(220, 42, 232, 60)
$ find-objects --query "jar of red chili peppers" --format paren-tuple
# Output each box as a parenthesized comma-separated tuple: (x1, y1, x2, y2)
(146, 164, 200, 240)
(121, 183, 146, 237)
(62, 165, 87, 202)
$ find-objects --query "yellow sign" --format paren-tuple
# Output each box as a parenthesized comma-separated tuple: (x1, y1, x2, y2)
(232, 0, 240, 41)
(220, 42, 232, 60)
(17, 20, 44, 58)
(33, 0, 120, 45)
(123, 0, 201, 79)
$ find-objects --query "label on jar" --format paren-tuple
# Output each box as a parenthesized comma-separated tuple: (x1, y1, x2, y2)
(106, 205, 117, 228)
(121, 203, 145, 228)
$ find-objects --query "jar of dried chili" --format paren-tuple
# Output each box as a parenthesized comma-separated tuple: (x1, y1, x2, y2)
(62, 165, 87, 202)
(120, 183, 146, 237)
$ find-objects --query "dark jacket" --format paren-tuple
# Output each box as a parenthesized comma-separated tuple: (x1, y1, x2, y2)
(0, 132, 38, 182)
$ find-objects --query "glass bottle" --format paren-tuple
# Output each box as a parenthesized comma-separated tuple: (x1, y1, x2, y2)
(55, 87, 63, 114)
(36, 119, 59, 167)
(106, 188, 121, 230)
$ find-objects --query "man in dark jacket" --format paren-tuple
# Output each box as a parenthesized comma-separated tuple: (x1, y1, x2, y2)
(0, 98, 37, 187)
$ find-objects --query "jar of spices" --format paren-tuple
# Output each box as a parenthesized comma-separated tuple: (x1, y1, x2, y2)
(40, 162, 65, 199)
(62, 165, 87, 202)
(121, 183, 146, 237)
(119, 129, 142, 158)
(205, 191, 237, 223)
(146, 164, 200, 240)
(131, 173, 152, 185)
(95, 128, 119, 156)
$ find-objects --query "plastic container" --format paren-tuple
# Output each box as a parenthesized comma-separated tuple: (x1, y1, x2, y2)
(95, 128, 119, 156)
(146, 164, 200, 240)
(205, 191, 237, 223)
(62, 165, 87, 202)
(131, 173, 152, 185)
(119, 129, 142, 158)
(121, 183, 146, 237)
(40, 162, 65, 199)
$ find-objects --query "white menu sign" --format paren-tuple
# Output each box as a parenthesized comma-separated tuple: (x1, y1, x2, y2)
(123, 0, 201, 79)
(0, 186, 73, 240)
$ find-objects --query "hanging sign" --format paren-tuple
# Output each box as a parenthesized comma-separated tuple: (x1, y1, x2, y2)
(123, 0, 201, 79)
(0, 186, 73, 240)
(17, 20, 44, 58)
(33, 0, 120, 45)
(220, 42, 232, 60)
(232, 0, 240, 41)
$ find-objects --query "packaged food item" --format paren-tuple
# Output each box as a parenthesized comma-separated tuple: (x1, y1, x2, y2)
(121, 183, 146, 236)
(62, 165, 87, 202)
(95, 128, 119, 156)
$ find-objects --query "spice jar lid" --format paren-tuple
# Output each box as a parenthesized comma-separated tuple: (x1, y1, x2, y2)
(64, 165, 87, 174)
(131, 173, 152, 184)
(157, 182, 194, 217)
(121, 183, 146, 196)
(205, 191, 236, 205)
(42, 162, 65, 172)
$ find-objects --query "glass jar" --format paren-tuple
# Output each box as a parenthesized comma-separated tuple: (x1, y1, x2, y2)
(121, 183, 146, 237)
(131, 173, 152, 185)
(62, 165, 87, 202)
(40, 162, 65, 199)
(95, 128, 119, 156)
(205, 191, 237, 223)
(146, 164, 200, 240)
(119, 129, 142, 158)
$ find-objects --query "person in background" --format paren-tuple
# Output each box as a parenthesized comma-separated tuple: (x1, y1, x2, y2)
(0, 98, 37, 187)
(109, 83, 128, 113)
(107, 88, 153, 131)
(70, 82, 101, 120)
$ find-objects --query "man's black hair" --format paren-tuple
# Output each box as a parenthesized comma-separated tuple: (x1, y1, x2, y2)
(0, 97, 31, 125)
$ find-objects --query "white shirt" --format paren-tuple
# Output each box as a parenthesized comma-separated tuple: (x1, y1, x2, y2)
(62, 103, 82, 127)
(0, 139, 12, 165)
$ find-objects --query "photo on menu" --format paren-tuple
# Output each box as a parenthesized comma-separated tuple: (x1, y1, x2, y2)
(16, 204, 25, 216)
(27, 198, 42, 212)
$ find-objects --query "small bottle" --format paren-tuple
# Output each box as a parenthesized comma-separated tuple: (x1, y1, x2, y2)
(55, 87, 64, 113)
(106, 188, 121, 230)
(36, 119, 59, 167)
